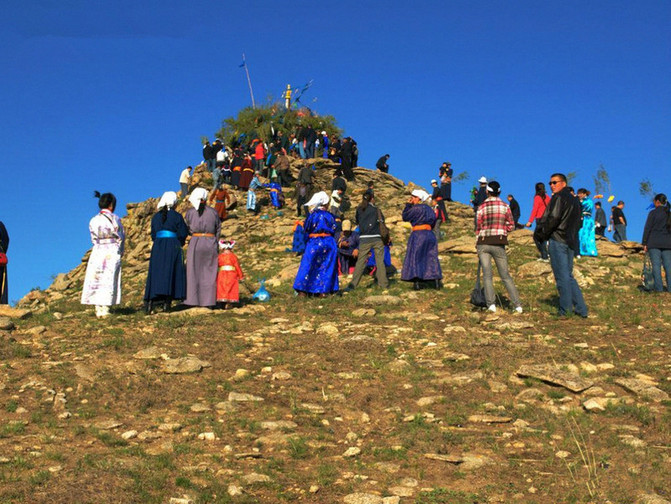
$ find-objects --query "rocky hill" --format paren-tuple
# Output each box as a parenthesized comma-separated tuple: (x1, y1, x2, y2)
(1, 161, 669, 504)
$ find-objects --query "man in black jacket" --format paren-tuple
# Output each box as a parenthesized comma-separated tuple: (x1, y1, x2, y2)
(507, 195, 523, 229)
(534, 173, 588, 317)
(594, 202, 607, 236)
(376, 154, 390, 173)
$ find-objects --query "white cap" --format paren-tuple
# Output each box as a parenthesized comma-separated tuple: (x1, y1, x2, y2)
(478, 176, 488, 183)
(431, 179, 437, 184)
(306, 191, 330, 208)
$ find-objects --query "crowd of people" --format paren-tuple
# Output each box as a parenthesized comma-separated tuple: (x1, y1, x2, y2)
(70, 147, 671, 318)
(5, 130, 665, 315)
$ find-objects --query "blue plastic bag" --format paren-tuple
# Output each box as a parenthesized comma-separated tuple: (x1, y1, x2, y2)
(253, 279, 271, 302)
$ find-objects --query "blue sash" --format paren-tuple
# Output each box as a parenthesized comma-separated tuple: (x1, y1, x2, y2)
(156, 230, 177, 239)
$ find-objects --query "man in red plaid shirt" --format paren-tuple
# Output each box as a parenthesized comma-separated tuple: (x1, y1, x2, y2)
(475, 181, 523, 313)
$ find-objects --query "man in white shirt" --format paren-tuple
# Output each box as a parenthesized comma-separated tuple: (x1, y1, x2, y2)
(179, 166, 192, 196)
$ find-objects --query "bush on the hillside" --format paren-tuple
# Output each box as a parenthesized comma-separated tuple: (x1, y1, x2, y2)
(215, 103, 342, 147)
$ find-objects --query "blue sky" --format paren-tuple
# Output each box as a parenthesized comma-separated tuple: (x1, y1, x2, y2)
(2, 0, 670, 303)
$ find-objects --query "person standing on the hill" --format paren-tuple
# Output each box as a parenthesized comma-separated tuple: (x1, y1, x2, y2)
(332, 170, 347, 194)
(534, 173, 588, 317)
(594, 201, 607, 237)
(305, 125, 317, 158)
(343, 193, 389, 291)
(296, 163, 314, 216)
(81, 191, 125, 318)
(203, 140, 215, 173)
(238, 153, 255, 190)
(144, 191, 188, 314)
(179, 166, 192, 197)
(431, 179, 448, 241)
(0, 220, 9, 305)
(184, 188, 220, 307)
(610, 200, 627, 242)
(439, 162, 454, 201)
(577, 189, 598, 257)
(376, 154, 390, 173)
(273, 151, 291, 187)
(507, 194, 523, 229)
(340, 137, 354, 180)
(642, 193, 671, 292)
(401, 189, 442, 290)
(321, 131, 329, 158)
(216, 240, 245, 308)
(293, 192, 339, 296)
(525, 182, 551, 261)
(476, 181, 522, 313)
(253, 139, 266, 175)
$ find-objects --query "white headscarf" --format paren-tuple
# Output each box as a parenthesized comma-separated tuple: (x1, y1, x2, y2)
(411, 189, 431, 202)
(188, 187, 209, 210)
(157, 191, 178, 210)
(305, 191, 330, 209)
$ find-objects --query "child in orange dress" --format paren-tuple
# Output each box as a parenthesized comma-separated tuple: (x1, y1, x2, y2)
(216, 240, 244, 308)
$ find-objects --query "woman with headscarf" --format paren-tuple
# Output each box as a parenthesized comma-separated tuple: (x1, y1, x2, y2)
(184, 187, 221, 307)
(0, 220, 9, 305)
(293, 191, 339, 296)
(81, 191, 125, 318)
(577, 188, 598, 257)
(144, 191, 189, 313)
(401, 189, 442, 290)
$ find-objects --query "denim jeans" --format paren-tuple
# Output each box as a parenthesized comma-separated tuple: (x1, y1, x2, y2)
(548, 239, 588, 316)
(212, 168, 222, 189)
(613, 224, 627, 242)
(648, 248, 671, 292)
(206, 159, 216, 173)
(477, 244, 521, 308)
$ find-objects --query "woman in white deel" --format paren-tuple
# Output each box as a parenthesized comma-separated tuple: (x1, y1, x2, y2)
(81, 191, 125, 318)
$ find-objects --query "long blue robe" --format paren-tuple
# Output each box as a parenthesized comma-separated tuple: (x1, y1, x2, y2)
(401, 203, 442, 281)
(293, 209, 339, 294)
(264, 182, 283, 208)
(579, 198, 598, 257)
(292, 222, 306, 254)
(145, 209, 189, 301)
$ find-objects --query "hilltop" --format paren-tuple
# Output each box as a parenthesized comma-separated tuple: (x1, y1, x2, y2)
(1, 161, 669, 504)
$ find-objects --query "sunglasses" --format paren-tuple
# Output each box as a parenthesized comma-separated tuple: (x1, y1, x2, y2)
(549, 180, 561, 185)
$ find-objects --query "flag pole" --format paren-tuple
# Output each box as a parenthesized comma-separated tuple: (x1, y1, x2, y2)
(242, 53, 256, 109)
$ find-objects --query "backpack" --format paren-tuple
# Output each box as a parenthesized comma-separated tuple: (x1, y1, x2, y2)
(377, 208, 391, 245)
(470, 262, 487, 308)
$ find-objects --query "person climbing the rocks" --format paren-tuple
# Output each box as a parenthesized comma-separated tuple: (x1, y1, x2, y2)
(376, 154, 390, 173)
(401, 189, 442, 290)
(81, 191, 125, 318)
(144, 191, 188, 314)
(179, 166, 192, 197)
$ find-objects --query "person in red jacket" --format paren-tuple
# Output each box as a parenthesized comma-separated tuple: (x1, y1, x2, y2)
(253, 139, 266, 176)
(525, 182, 551, 261)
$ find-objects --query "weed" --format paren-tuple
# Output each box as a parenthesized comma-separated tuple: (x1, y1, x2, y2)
(316, 463, 339, 486)
(5, 400, 18, 412)
(416, 488, 480, 503)
(29, 470, 51, 487)
(287, 436, 309, 459)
